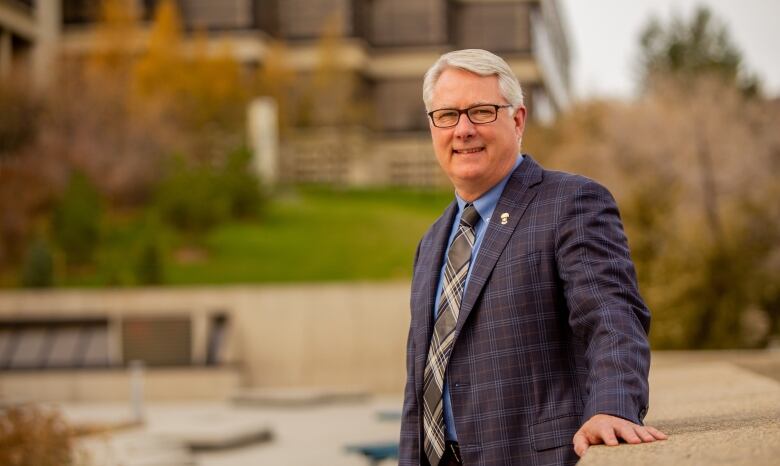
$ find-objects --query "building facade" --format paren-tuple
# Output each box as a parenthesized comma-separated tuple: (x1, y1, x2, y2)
(9, 0, 571, 185)
(0, 0, 61, 85)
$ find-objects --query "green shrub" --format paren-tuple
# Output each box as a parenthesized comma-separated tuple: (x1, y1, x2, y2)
(154, 149, 264, 234)
(154, 155, 230, 233)
(21, 239, 54, 288)
(51, 173, 102, 267)
(220, 146, 265, 219)
(19, 238, 54, 288)
(135, 236, 164, 285)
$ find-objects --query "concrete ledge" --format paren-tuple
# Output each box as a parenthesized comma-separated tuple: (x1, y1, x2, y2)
(0, 367, 241, 402)
(578, 352, 780, 465)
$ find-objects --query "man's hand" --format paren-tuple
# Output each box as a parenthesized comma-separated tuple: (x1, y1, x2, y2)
(572, 413, 667, 457)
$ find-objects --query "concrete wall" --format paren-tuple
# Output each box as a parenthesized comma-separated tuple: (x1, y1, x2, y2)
(0, 282, 412, 399)
(0, 367, 240, 402)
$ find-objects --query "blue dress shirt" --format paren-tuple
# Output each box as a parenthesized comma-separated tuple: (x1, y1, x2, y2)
(433, 154, 524, 441)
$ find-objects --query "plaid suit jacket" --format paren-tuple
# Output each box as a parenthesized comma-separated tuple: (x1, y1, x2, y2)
(400, 156, 651, 466)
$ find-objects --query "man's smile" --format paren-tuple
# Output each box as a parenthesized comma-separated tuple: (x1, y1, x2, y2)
(452, 146, 486, 155)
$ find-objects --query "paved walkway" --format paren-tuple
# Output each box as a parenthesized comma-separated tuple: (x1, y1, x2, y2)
(66, 398, 402, 466)
(62, 350, 780, 466)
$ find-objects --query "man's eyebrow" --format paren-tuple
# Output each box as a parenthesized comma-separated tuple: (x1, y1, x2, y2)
(469, 101, 497, 107)
(431, 101, 497, 110)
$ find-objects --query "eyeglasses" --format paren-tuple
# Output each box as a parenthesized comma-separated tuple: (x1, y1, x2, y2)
(427, 104, 512, 128)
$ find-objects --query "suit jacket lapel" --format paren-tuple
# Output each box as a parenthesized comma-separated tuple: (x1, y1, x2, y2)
(413, 199, 458, 392)
(454, 156, 544, 336)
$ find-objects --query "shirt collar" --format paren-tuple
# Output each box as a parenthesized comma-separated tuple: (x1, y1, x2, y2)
(455, 154, 524, 224)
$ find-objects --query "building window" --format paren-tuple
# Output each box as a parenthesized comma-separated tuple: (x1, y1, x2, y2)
(369, 0, 447, 46)
(374, 79, 429, 132)
(0, 319, 109, 370)
(179, 0, 255, 30)
(452, 2, 532, 53)
(206, 313, 228, 366)
(62, 0, 100, 24)
(122, 316, 192, 367)
(278, 0, 352, 39)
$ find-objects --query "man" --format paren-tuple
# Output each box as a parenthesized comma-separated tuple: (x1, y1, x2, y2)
(399, 49, 666, 466)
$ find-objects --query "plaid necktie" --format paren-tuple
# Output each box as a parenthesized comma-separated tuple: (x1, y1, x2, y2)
(423, 203, 480, 466)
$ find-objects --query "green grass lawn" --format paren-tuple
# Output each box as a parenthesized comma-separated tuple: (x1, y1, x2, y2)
(49, 187, 454, 287)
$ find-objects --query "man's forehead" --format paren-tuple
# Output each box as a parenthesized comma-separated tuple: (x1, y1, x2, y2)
(431, 68, 501, 107)
(434, 68, 499, 88)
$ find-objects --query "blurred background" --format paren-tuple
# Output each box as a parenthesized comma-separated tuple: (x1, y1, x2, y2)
(0, 1, 778, 465)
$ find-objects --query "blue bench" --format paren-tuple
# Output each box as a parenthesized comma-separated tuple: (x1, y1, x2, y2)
(375, 410, 402, 422)
(345, 442, 399, 466)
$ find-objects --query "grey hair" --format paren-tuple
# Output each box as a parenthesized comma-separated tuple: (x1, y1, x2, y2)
(422, 49, 524, 112)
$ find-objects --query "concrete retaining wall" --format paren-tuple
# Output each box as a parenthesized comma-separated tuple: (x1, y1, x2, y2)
(0, 282, 412, 400)
(0, 367, 241, 402)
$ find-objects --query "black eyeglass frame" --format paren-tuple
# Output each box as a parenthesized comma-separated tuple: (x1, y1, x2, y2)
(427, 104, 513, 128)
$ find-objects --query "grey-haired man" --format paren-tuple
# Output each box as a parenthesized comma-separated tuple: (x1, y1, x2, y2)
(399, 49, 666, 466)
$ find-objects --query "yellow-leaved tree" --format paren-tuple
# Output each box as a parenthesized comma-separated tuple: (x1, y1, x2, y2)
(132, 0, 247, 162)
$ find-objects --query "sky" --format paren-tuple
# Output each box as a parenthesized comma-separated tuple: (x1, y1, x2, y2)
(560, 0, 780, 100)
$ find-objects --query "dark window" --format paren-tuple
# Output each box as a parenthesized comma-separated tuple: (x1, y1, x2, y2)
(11, 1, 34, 9)
(369, 0, 447, 47)
(279, 0, 352, 39)
(179, 0, 255, 30)
(452, 2, 532, 53)
(62, 0, 101, 24)
(206, 313, 229, 366)
(0, 319, 109, 370)
(374, 79, 428, 132)
(122, 316, 191, 367)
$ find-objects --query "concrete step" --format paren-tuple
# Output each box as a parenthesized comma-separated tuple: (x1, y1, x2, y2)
(79, 429, 196, 466)
(231, 386, 370, 407)
(151, 411, 273, 451)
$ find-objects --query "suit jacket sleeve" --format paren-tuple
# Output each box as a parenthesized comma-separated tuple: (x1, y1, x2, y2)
(555, 179, 651, 425)
(399, 240, 422, 465)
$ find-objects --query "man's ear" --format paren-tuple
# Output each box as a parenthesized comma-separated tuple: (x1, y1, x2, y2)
(513, 106, 527, 138)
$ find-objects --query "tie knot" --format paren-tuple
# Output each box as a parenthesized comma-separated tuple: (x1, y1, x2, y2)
(460, 203, 480, 229)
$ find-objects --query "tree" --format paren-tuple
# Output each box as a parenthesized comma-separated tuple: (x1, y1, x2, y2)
(638, 6, 759, 96)
(255, 40, 295, 135)
(293, 12, 368, 128)
(622, 7, 779, 347)
(132, 0, 248, 163)
(541, 76, 780, 349)
(0, 78, 54, 267)
(87, 0, 139, 78)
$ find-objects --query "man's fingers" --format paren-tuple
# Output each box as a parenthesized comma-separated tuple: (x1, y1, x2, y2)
(601, 426, 620, 446)
(645, 425, 668, 440)
(634, 426, 657, 442)
(572, 431, 589, 457)
(616, 423, 641, 444)
(573, 415, 668, 457)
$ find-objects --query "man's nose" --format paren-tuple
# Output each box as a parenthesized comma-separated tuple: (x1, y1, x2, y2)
(453, 113, 476, 138)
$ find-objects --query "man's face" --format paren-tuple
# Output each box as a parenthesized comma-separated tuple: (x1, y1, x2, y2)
(428, 68, 526, 201)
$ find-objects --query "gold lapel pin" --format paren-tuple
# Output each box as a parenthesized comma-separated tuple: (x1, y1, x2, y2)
(500, 212, 509, 225)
